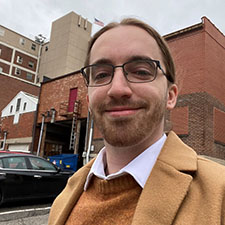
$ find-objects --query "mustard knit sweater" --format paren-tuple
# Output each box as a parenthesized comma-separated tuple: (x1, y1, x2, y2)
(65, 174, 142, 225)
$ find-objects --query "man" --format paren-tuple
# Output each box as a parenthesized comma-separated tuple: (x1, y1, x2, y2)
(48, 18, 225, 225)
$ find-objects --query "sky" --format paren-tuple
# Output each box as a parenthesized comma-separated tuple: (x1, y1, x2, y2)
(0, 0, 225, 41)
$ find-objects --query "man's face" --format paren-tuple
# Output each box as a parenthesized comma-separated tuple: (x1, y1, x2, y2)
(87, 25, 177, 147)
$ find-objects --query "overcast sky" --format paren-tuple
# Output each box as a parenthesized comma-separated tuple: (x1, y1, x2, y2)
(0, 0, 225, 41)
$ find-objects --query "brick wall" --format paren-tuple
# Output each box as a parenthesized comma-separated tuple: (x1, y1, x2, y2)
(171, 106, 189, 135)
(167, 28, 205, 95)
(0, 43, 12, 62)
(0, 74, 40, 113)
(166, 18, 225, 160)
(1, 112, 35, 139)
(37, 71, 88, 123)
(214, 108, 225, 144)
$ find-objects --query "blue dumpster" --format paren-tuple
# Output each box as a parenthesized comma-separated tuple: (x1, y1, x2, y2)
(47, 154, 78, 171)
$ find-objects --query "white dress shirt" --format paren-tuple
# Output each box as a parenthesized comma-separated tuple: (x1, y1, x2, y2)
(84, 134, 167, 190)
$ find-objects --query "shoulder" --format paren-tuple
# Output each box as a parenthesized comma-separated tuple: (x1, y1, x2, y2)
(196, 156, 225, 185)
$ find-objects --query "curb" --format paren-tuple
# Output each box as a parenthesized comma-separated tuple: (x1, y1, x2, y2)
(0, 206, 51, 222)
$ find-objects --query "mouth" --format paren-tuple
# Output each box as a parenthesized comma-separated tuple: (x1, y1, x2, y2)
(104, 106, 142, 117)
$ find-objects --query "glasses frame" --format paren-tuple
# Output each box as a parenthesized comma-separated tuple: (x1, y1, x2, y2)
(80, 59, 173, 87)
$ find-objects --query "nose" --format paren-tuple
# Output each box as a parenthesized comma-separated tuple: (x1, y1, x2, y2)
(107, 67, 132, 99)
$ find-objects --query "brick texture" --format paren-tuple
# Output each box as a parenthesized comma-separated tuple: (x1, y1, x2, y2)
(171, 106, 189, 135)
(1, 112, 35, 138)
(214, 108, 225, 144)
(0, 74, 40, 113)
(37, 71, 88, 123)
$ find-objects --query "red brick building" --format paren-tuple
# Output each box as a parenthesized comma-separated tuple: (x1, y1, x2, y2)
(33, 71, 90, 167)
(34, 17, 225, 167)
(166, 17, 225, 159)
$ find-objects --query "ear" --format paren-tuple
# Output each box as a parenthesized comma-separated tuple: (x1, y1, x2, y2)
(167, 84, 178, 110)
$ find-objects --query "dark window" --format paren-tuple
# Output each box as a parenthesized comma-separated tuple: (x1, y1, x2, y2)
(28, 61, 34, 68)
(15, 68, 21, 75)
(10, 105, 13, 113)
(31, 43, 36, 50)
(23, 102, 27, 111)
(16, 98, 21, 112)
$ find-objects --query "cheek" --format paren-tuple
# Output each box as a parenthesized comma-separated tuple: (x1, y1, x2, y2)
(88, 88, 107, 107)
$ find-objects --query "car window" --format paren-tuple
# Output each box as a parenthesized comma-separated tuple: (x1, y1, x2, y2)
(2, 157, 27, 169)
(29, 157, 56, 171)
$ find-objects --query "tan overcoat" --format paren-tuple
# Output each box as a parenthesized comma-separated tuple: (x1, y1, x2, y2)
(48, 131, 225, 225)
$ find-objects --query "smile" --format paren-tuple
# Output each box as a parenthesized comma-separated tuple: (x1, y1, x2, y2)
(105, 107, 142, 117)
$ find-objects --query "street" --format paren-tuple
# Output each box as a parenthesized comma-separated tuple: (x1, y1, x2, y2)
(0, 200, 52, 225)
(0, 214, 49, 225)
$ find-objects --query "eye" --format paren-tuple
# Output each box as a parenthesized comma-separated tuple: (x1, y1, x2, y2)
(124, 60, 157, 81)
(94, 72, 111, 80)
(91, 66, 112, 84)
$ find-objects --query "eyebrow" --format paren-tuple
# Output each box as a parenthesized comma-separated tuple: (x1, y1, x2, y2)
(91, 55, 154, 66)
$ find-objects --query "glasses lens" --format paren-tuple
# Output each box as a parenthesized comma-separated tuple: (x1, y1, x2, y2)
(84, 64, 113, 86)
(124, 60, 157, 82)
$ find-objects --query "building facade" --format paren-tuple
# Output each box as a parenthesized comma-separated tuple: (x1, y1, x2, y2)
(0, 24, 40, 84)
(38, 12, 92, 82)
(34, 17, 225, 168)
(166, 17, 225, 159)
(0, 91, 38, 152)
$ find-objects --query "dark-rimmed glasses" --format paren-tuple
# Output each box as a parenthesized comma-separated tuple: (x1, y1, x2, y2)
(80, 59, 172, 87)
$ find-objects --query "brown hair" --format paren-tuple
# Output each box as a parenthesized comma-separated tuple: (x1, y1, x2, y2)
(85, 18, 175, 83)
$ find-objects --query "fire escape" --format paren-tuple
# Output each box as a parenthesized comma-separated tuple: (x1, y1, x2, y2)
(59, 100, 81, 153)
(69, 101, 80, 152)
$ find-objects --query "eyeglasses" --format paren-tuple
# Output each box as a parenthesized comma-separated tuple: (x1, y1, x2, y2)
(80, 59, 172, 87)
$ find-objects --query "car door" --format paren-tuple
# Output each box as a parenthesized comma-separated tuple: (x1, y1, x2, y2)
(0, 156, 34, 202)
(28, 156, 69, 198)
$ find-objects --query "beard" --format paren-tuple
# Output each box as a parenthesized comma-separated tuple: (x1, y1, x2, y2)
(90, 96, 167, 147)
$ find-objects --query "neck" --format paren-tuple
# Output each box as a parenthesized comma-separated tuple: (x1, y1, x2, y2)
(104, 130, 164, 175)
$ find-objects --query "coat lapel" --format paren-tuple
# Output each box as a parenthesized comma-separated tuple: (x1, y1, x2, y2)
(132, 132, 197, 225)
(49, 160, 94, 225)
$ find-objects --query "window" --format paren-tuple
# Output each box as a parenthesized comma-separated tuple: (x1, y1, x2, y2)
(0, 28, 5, 37)
(31, 43, 36, 50)
(36, 76, 40, 83)
(16, 98, 21, 112)
(26, 73, 33, 80)
(20, 38, 25, 45)
(29, 157, 56, 171)
(23, 102, 27, 111)
(28, 61, 34, 68)
(15, 67, 21, 75)
(10, 105, 13, 113)
(16, 56, 23, 64)
(2, 157, 27, 169)
(0, 67, 3, 73)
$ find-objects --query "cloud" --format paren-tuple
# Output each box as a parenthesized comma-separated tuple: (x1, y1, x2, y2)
(0, 0, 224, 40)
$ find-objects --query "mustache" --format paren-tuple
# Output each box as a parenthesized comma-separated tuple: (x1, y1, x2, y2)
(97, 98, 149, 112)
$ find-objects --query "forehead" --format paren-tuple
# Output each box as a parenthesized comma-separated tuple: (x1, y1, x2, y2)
(90, 25, 163, 64)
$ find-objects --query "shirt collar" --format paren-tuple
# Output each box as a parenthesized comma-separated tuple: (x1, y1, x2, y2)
(84, 134, 167, 190)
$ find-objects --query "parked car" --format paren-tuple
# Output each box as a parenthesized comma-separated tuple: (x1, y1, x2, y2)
(0, 153, 74, 205)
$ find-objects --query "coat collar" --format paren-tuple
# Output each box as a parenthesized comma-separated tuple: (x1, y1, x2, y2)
(132, 131, 197, 225)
